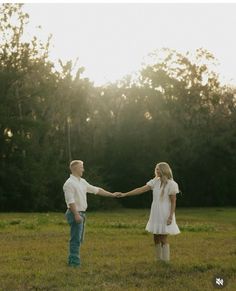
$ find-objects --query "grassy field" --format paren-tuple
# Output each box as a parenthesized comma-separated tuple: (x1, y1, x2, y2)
(0, 208, 235, 291)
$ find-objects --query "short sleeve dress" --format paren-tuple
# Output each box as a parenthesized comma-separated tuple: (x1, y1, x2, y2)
(145, 177, 180, 235)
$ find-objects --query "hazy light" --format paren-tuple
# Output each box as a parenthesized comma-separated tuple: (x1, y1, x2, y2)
(144, 112, 152, 120)
(22, 3, 236, 86)
(4, 128, 13, 138)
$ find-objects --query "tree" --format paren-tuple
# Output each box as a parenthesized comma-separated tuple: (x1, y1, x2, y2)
(0, 4, 61, 210)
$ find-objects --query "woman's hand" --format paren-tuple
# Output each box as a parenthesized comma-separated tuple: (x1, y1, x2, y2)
(114, 192, 126, 197)
(167, 216, 173, 225)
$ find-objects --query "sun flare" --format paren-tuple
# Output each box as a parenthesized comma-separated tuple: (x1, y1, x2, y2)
(23, 3, 236, 86)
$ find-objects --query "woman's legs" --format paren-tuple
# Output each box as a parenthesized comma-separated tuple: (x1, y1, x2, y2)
(160, 234, 168, 245)
(153, 234, 162, 244)
(153, 234, 162, 260)
(160, 235, 170, 261)
(153, 234, 171, 261)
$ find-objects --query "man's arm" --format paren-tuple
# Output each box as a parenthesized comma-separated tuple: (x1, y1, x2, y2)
(69, 203, 82, 223)
(97, 188, 115, 197)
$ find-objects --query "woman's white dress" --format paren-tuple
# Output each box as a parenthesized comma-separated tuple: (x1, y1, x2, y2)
(145, 177, 180, 235)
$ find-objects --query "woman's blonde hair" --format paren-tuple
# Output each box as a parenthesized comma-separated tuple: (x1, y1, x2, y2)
(155, 162, 173, 198)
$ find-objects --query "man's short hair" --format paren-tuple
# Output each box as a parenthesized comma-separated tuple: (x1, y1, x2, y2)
(69, 160, 83, 171)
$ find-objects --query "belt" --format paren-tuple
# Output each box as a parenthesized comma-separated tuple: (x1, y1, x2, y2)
(66, 209, 86, 215)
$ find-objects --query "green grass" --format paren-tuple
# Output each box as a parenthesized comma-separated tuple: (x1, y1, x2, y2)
(0, 208, 235, 290)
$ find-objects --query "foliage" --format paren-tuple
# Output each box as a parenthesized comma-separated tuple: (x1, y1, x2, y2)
(0, 4, 236, 211)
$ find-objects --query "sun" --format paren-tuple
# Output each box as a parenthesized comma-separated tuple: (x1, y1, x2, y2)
(24, 3, 236, 86)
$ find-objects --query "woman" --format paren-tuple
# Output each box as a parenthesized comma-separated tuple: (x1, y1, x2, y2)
(117, 162, 180, 262)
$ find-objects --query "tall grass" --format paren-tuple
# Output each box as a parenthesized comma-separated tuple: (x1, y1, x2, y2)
(0, 208, 235, 290)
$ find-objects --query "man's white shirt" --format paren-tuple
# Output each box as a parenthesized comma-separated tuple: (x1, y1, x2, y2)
(63, 174, 99, 211)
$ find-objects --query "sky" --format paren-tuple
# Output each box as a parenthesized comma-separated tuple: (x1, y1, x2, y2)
(18, 2, 236, 86)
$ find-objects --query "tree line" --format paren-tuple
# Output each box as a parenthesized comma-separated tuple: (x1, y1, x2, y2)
(1, 4, 236, 211)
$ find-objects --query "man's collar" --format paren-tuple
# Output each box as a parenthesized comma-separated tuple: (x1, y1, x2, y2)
(70, 174, 81, 181)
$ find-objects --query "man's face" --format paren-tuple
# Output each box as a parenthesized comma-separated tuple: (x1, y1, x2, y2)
(74, 162, 84, 177)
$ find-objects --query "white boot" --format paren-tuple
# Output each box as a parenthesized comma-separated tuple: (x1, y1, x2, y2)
(162, 244, 170, 262)
(155, 243, 163, 260)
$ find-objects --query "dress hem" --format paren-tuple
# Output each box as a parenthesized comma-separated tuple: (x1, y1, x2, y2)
(146, 229, 181, 235)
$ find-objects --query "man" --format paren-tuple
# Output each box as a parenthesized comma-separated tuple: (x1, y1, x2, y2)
(63, 160, 115, 267)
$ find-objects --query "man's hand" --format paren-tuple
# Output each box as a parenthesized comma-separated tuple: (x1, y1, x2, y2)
(114, 192, 125, 197)
(74, 213, 82, 223)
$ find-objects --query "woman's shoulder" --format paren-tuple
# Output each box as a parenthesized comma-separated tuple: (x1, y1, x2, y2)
(168, 179, 178, 186)
(152, 177, 161, 187)
(151, 177, 160, 182)
(146, 177, 160, 188)
(167, 179, 179, 193)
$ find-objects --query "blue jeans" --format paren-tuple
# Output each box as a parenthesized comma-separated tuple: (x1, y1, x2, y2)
(65, 209, 86, 266)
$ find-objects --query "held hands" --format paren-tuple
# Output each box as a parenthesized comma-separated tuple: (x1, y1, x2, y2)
(105, 192, 126, 198)
(113, 192, 126, 198)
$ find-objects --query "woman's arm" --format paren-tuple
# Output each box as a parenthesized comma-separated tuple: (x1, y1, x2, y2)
(121, 185, 151, 197)
(167, 195, 176, 225)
